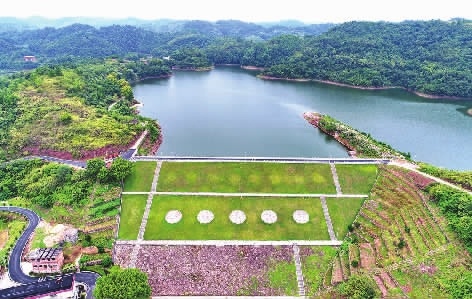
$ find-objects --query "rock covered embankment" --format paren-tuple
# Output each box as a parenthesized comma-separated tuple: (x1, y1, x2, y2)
(303, 112, 408, 160)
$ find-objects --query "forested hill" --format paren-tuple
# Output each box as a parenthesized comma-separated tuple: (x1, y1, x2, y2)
(263, 20, 472, 98)
(2, 20, 472, 97)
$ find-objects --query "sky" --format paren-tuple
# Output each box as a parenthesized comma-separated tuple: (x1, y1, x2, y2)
(1, 0, 470, 23)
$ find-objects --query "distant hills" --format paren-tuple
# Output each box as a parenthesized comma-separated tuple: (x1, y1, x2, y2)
(1, 18, 472, 97)
(0, 16, 334, 34)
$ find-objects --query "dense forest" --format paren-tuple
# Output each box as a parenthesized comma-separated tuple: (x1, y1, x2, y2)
(1, 19, 472, 97)
(0, 59, 170, 161)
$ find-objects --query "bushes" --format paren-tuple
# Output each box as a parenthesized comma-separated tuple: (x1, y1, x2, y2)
(0, 220, 26, 267)
(419, 163, 472, 191)
(427, 184, 472, 253)
(337, 274, 378, 299)
(89, 199, 120, 218)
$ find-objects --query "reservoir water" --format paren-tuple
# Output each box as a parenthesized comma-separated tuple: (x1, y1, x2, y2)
(133, 67, 472, 170)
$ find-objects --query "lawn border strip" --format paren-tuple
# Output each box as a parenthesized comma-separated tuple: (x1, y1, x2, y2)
(122, 191, 368, 198)
(116, 240, 343, 246)
(151, 297, 304, 299)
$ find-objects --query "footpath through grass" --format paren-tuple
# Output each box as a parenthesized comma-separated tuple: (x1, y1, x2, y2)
(123, 161, 156, 192)
(144, 195, 330, 240)
(335, 164, 378, 194)
(118, 194, 148, 240)
(157, 162, 336, 194)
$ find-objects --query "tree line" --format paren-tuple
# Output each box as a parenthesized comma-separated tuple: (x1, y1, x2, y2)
(2, 20, 472, 97)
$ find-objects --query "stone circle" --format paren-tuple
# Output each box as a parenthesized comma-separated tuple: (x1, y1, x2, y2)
(293, 210, 309, 224)
(197, 210, 214, 224)
(261, 210, 277, 224)
(229, 210, 246, 224)
(165, 210, 182, 224)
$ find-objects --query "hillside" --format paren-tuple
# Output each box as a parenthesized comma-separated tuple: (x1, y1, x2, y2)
(0, 59, 169, 161)
(263, 20, 472, 98)
(2, 19, 472, 97)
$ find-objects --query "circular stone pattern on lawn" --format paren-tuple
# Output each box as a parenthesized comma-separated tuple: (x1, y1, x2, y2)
(165, 210, 182, 224)
(197, 210, 214, 224)
(261, 210, 277, 224)
(229, 210, 246, 224)
(293, 210, 309, 224)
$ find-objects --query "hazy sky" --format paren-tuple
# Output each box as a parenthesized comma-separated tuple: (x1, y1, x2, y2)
(2, 0, 470, 23)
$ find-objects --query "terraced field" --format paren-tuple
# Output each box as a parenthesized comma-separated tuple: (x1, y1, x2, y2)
(314, 166, 469, 298)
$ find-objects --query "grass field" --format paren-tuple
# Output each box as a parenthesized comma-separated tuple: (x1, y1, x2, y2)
(123, 161, 157, 192)
(326, 197, 365, 240)
(144, 195, 330, 240)
(157, 162, 336, 193)
(118, 194, 148, 240)
(335, 164, 378, 194)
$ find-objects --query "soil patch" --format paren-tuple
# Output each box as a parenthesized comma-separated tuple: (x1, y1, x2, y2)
(114, 244, 293, 296)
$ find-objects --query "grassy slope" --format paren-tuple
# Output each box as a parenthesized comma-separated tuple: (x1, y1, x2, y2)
(302, 246, 338, 297)
(326, 197, 365, 240)
(319, 166, 472, 298)
(123, 161, 157, 192)
(157, 162, 336, 193)
(144, 195, 329, 240)
(335, 164, 378, 194)
(118, 194, 148, 240)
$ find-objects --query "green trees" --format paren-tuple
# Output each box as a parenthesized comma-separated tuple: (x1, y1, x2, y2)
(109, 157, 133, 185)
(427, 184, 472, 253)
(93, 267, 151, 299)
(337, 275, 378, 299)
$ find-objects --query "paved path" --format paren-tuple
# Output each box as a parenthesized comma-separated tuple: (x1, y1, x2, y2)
(0, 207, 99, 299)
(116, 240, 343, 246)
(130, 162, 162, 267)
(134, 156, 390, 164)
(292, 244, 306, 297)
(320, 196, 337, 241)
(389, 160, 472, 195)
(330, 163, 342, 195)
(122, 191, 368, 198)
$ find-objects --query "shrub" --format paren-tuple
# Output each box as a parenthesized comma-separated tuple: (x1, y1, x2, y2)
(337, 274, 378, 299)
(101, 256, 113, 268)
(351, 260, 359, 268)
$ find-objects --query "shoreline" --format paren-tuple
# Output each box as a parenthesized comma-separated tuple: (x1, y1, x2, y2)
(171, 66, 214, 72)
(302, 112, 357, 158)
(241, 65, 265, 71)
(258, 75, 472, 100)
(129, 74, 172, 84)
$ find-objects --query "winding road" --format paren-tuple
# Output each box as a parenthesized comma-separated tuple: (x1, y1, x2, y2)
(0, 206, 99, 299)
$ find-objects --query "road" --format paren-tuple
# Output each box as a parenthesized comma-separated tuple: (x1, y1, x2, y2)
(0, 206, 98, 299)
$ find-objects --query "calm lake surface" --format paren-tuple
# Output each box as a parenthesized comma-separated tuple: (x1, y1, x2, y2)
(133, 67, 472, 170)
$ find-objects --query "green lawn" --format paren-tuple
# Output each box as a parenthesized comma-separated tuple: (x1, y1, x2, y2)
(335, 164, 378, 194)
(118, 194, 148, 240)
(144, 195, 329, 240)
(123, 161, 157, 192)
(326, 197, 365, 239)
(157, 162, 336, 193)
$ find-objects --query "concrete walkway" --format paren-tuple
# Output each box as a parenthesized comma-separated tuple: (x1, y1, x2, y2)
(292, 244, 306, 297)
(116, 240, 343, 246)
(389, 160, 472, 195)
(330, 163, 342, 195)
(122, 191, 368, 198)
(320, 196, 337, 241)
(134, 156, 390, 164)
(129, 162, 162, 267)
